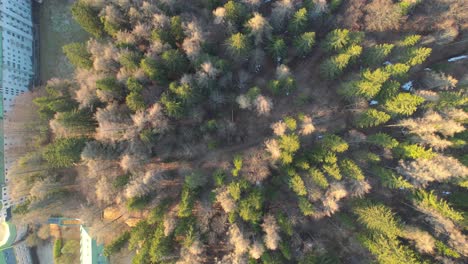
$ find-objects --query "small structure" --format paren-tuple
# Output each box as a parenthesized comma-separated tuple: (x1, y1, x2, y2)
(402, 81, 413, 91)
(447, 55, 467, 62)
(80, 226, 108, 264)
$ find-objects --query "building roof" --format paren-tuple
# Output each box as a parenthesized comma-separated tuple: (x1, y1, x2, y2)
(80, 226, 108, 264)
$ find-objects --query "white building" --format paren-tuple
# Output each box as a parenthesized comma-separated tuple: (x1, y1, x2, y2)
(0, 0, 35, 220)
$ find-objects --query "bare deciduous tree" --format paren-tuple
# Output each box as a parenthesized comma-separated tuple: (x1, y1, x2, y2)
(254, 95, 273, 116)
(216, 187, 237, 213)
(397, 155, 468, 187)
(246, 13, 272, 45)
(249, 240, 265, 259)
(228, 224, 250, 256)
(262, 214, 280, 250)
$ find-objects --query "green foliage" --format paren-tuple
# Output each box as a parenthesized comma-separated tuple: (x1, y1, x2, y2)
(354, 203, 401, 238)
(149, 225, 173, 263)
(309, 147, 337, 164)
(289, 173, 307, 196)
(178, 185, 196, 217)
(435, 91, 468, 110)
(414, 190, 464, 222)
(289, 8, 308, 34)
(104, 231, 130, 257)
(384, 93, 424, 116)
(55, 109, 96, 131)
(224, 0, 246, 25)
(329, 0, 343, 12)
(339, 159, 364, 181)
(120, 52, 141, 71)
(384, 63, 410, 80)
(268, 76, 296, 95)
(279, 134, 301, 164)
(356, 109, 391, 128)
(62, 42, 92, 69)
(127, 194, 152, 211)
(344, 68, 391, 99)
(33, 81, 78, 119)
(126, 92, 146, 112)
(375, 80, 400, 103)
(53, 239, 63, 259)
(238, 188, 264, 223)
(364, 43, 394, 67)
(184, 172, 207, 190)
(128, 221, 151, 250)
(361, 234, 420, 264)
(367, 133, 399, 149)
(96, 77, 124, 97)
(113, 174, 131, 189)
(371, 166, 413, 189)
(321, 134, 349, 153)
(394, 143, 435, 159)
(405, 47, 432, 66)
(228, 180, 248, 201)
(161, 49, 189, 76)
(213, 169, 226, 187)
(12, 200, 30, 215)
(401, 35, 421, 47)
(294, 32, 316, 56)
(323, 29, 350, 53)
(309, 168, 329, 189)
(299, 252, 341, 264)
(102, 17, 121, 37)
(320, 56, 347, 79)
(148, 200, 171, 225)
(160, 93, 183, 118)
(322, 163, 342, 181)
(141, 57, 166, 83)
(283, 116, 297, 131)
(227, 33, 251, 57)
(298, 197, 315, 216)
(277, 212, 293, 236)
(268, 37, 287, 61)
(71, 1, 104, 38)
(170, 16, 185, 43)
(232, 155, 243, 177)
(435, 240, 461, 258)
(279, 240, 292, 260)
(43, 138, 86, 168)
(131, 242, 150, 264)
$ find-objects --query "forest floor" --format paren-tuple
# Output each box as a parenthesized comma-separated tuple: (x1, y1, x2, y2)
(38, 0, 88, 82)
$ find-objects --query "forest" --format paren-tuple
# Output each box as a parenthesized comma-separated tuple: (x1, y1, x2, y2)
(6, 0, 468, 263)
